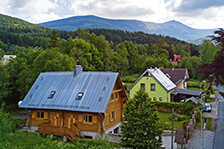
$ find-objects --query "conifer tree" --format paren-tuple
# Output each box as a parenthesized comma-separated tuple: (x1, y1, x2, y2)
(121, 89, 162, 148)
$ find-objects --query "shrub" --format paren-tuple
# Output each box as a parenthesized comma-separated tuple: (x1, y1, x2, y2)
(154, 101, 196, 115)
(169, 113, 187, 121)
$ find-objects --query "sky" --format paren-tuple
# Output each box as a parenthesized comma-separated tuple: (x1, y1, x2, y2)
(0, 0, 224, 29)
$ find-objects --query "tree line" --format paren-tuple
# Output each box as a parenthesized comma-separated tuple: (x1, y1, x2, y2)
(0, 27, 222, 105)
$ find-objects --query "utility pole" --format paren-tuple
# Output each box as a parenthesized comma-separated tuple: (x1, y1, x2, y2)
(171, 107, 174, 149)
(201, 108, 204, 149)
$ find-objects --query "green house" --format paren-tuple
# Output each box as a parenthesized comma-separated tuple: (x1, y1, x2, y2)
(129, 68, 176, 102)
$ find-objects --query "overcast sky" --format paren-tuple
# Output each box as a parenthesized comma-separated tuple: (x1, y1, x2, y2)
(0, 0, 223, 29)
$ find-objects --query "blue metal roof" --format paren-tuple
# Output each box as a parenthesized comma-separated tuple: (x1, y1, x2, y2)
(185, 96, 198, 104)
(171, 88, 201, 96)
(19, 71, 119, 113)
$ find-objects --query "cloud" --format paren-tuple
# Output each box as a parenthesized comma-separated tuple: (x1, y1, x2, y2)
(173, 0, 224, 12)
(71, 0, 159, 19)
(0, 0, 223, 29)
(0, 0, 60, 23)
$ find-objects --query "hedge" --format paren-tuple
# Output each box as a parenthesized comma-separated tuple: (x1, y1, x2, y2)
(154, 101, 197, 115)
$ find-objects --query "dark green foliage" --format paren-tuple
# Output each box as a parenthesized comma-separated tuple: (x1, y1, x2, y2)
(0, 103, 13, 145)
(1, 131, 120, 148)
(181, 56, 202, 79)
(169, 113, 187, 121)
(154, 101, 197, 115)
(89, 29, 195, 49)
(121, 90, 162, 148)
(197, 28, 224, 84)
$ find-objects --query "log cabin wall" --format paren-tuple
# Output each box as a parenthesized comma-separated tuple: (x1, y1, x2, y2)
(103, 77, 124, 131)
(28, 109, 101, 133)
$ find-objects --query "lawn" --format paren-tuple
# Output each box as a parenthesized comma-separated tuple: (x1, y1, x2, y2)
(195, 117, 212, 130)
(121, 73, 140, 83)
(187, 87, 200, 91)
(157, 112, 190, 130)
(2, 131, 120, 149)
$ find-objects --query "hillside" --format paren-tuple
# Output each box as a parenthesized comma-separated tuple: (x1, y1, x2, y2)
(0, 13, 51, 36)
(40, 15, 214, 42)
(0, 13, 195, 49)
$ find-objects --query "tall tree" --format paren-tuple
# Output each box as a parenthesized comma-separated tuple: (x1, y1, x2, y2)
(181, 56, 202, 79)
(199, 40, 221, 64)
(48, 29, 59, 48)
(121, 90, 162, 148)
(197, 28, 224, 84)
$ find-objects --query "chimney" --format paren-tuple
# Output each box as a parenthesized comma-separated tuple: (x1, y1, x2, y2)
(74, 65, 83, 76)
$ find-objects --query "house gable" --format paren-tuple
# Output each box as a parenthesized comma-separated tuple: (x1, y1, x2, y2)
(129, 68, 176, 102)
(104, 76, 127, 131)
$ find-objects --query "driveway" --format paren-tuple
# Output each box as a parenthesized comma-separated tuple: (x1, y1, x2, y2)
(203, 102, 218, 119)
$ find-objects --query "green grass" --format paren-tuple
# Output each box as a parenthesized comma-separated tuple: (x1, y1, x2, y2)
(195, 117, 212, 130)
(123, 82, 133, 89)
(187, 87, 200, 91)
(2, 131, 120, 148)
(157, 112, 190, 130)
(121, 73, 140, 83)
(205, 118, 212, 130)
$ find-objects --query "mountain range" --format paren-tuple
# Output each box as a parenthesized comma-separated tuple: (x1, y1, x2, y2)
(40, 15, 214, 43)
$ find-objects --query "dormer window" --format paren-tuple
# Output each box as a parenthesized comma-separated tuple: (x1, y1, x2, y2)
(76, 92, 84, 100)
(48, 91, 56, 99)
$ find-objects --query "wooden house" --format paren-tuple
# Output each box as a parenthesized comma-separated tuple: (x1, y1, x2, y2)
(19, 66, 128, 140)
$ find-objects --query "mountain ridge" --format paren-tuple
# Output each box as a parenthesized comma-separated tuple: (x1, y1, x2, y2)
(40, 15, 214, 43)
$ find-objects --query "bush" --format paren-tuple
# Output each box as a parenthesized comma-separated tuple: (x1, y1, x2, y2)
(154, 101, 197, 115)
(169, 113, 187, 121)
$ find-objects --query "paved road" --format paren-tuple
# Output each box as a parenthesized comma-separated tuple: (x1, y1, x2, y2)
(213, 92, 224, 149)
(186, 129, 214, 149)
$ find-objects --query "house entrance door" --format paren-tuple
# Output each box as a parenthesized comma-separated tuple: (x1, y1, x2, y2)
(68, 115, 76, 128)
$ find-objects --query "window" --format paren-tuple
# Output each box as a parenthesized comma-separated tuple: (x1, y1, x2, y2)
(159, 97, 163, 101)
(84, 115, 92, 123)
(140, 83, 145, 90)
(76, 92, 84, 100)
(37, 112, 44, 118)
(151, 84, 156, 91)
(153, 97, 156, 101)
(112, 111, 114, 120)
(110, 111, 115, 121)
(48, 91, 56, 99)
(115, 93, 118, 99)
(111, 94, 114, 101)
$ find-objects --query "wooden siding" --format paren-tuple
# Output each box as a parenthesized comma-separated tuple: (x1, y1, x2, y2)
(176, 80, 184, 89)
(104, 77, 125, 131)
(28, 109, 101, 133)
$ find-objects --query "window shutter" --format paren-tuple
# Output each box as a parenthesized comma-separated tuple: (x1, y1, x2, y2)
(32, 111, 36, 118)
(44, 112, 48, 119)
(78, 114, 83, 122)
(93, 116, 97, 124)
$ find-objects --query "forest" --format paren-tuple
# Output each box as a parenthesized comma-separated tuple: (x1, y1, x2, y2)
(0, 13, 222, 107)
